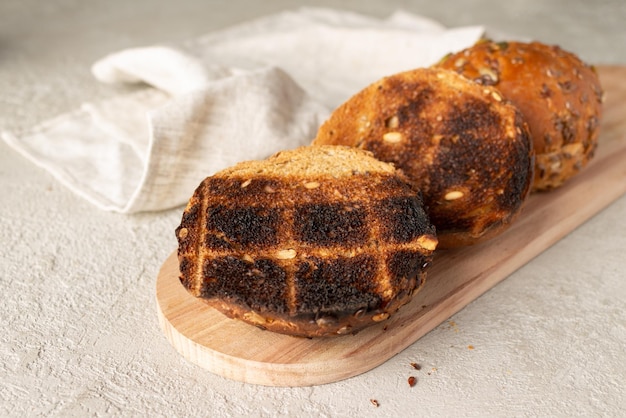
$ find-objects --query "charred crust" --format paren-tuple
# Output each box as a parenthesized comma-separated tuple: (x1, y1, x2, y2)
(386, 250, 428, 289)
(429, 100, 506, 193)
(501, 113, 534, 205)
(295, 203, 368, 247)
(386, 82, 435, 124)
(176, 203, 200, 254)
(201, 256, 289, 313)
(441, 98, 502, 141)
(175, 146, 439, 336)
(375, 196, 434, 243)
(204, 234, 233, 250)
(178, 256, 195, 290)
(207, 205, 281, 249)
(293, 255, 381, 314)
(206, 177, 230, 195)
(180, 201, 200, 225)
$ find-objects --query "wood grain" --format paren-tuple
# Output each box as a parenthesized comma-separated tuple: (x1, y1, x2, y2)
(155, 66, 626, 387)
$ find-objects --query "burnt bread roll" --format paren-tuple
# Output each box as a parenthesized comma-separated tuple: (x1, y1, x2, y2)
(175, 145, 438, 338)
(313, 67, 534, 248)
(437, 40, 603, 191)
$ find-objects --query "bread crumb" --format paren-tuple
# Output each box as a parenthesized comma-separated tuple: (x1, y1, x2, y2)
(410, 362, 421, 370)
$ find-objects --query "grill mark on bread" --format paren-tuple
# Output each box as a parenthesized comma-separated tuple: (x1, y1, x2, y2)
(175, 184, 204, 294)
(361, 187, 393, 309)
(195, 182, 211, 296)
(176, 146, 437, 337)
(180, 181, 212, 296)
(278, 202, 298, 316)
(196, 241, 430, 263)
(369, 190, 436, 296)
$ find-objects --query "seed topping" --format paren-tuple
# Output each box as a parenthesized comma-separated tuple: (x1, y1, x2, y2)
(303, 181, 320, 189)
(444, 190, 464, 201)
(383, 132, 403, 143)
(386, 115, 400, 129)
(276, 249, 297, 259)
(372, 312, 390, 322)
(417, 235, 438, 251)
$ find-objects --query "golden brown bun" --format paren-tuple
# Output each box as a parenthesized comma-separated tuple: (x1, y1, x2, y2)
(176, 145, 438, 337)
(313, 67, 533, 248)
(437, 40, 603, 191)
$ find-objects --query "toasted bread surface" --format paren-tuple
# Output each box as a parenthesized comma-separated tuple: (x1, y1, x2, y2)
(313, 67, 534, 247)
(176, 145, 437, 337)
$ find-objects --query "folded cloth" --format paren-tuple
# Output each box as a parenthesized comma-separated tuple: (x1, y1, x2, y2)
(2, 8, 483, 213)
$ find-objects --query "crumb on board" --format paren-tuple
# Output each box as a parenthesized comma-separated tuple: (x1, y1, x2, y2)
(447, 320, 459, 332)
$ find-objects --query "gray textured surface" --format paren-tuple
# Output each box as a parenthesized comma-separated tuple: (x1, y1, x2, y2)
(1, 1, 625, 416)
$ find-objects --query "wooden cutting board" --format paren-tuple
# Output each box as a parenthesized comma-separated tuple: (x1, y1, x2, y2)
(155, 65, 626, 387)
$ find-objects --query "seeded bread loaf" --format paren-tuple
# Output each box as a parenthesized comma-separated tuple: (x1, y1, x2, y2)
(313, 67, 534, 248)
(175, 145, 438, 337)
(437, 40, 603, 191)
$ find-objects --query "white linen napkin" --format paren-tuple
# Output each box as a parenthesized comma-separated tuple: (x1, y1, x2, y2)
(2, 8, 484, 213)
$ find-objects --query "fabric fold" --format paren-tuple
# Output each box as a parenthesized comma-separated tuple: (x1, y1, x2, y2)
(2, 8, 484, 213)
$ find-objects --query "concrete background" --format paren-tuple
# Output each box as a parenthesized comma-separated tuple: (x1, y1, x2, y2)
(1, 0, 625, 416)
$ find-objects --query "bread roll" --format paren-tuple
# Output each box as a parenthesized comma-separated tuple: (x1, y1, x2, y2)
(313, 67, 533, 248)
(175, 145, 437, 337)
(437, 40, 603, 190)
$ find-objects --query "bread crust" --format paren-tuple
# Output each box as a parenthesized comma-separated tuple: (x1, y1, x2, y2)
(437, 40, 603, 190)
(176, 145, 437, 337)
(313, 67, 534, 248)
